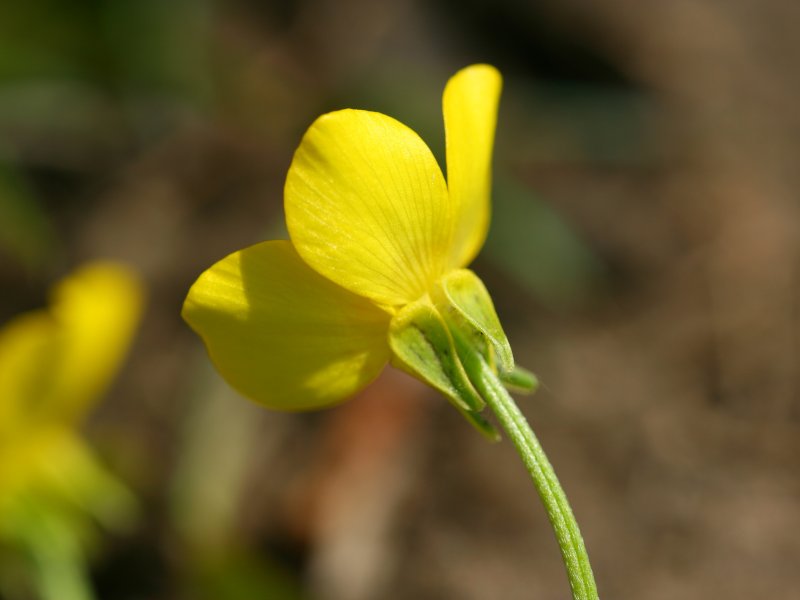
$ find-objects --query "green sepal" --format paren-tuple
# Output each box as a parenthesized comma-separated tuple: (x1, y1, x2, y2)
(455, 405, 501, 442)
(500, 365, 539, 394)
(433, 269, 514, 373)
(388, 297, 484, 412)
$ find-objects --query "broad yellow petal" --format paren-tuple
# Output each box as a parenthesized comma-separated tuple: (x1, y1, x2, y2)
(443, 64, 502, 268)
(182, 240, 391, 410)
(0, 262, 143, 436)
(285, 109, 452, 307)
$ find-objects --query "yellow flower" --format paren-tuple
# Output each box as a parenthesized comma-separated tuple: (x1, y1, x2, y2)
(0, 262, 142, 552)
(183, 65, 513, 419)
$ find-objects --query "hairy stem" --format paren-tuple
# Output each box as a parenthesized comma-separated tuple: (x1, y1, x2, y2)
(458, 340, 599, 599)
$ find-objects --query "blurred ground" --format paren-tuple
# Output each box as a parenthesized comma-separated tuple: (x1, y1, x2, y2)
(1, 0, 799, 598)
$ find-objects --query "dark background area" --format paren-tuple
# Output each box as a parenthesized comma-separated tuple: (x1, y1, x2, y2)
(1, 0, 799, 598)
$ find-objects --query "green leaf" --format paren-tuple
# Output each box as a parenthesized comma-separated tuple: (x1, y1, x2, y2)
(0, 163, 55, 270)
(486, 175, 603, 309)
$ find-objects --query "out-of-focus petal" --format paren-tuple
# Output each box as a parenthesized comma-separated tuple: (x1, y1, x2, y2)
(443, 64, 502, 268)
(0, 313, 57, 438)
(182, 240, 391, 410)
(0, 262, 143, 434)
(285, 109, 452, 307)
(48, 262, 144, 424)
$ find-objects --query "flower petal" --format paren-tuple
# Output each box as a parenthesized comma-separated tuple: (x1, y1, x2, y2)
(182, 240, 391, 410)
(0, 262, 143, 434)
(443, 64, 502, 268)
(285, 109, 452, 307)
(0, 312, 57, 437)
(49, 262, 144, 423)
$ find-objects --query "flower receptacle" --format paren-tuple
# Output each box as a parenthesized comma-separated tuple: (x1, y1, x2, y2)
(389, 272, 536, 441)
(432, 269, 514, 374)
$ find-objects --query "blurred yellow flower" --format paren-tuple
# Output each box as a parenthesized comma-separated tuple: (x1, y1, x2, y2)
(0, 262, 143, 598)
(183, 65, 510, 415)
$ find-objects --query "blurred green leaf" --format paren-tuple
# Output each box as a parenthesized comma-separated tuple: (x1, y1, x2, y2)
(0, 2, 103, 82)
(190, 552, 306, 600)
(0, 1, 212, 92)
(485, 174, 604, 308)
(0, 162, 55, 270)
(101, 0, 213, 101)
(502, 82, 655, 167)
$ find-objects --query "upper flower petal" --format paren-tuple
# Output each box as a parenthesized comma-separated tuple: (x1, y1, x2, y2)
(285, 109, 453, 307)
(443, 64, 502, 268)
(182, 240, 391, 410)
(48, 262, 144, 423)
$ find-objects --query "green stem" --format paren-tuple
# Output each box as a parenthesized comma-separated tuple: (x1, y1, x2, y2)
(463, 345, 599, 599)
(28, 525, 94, 600)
